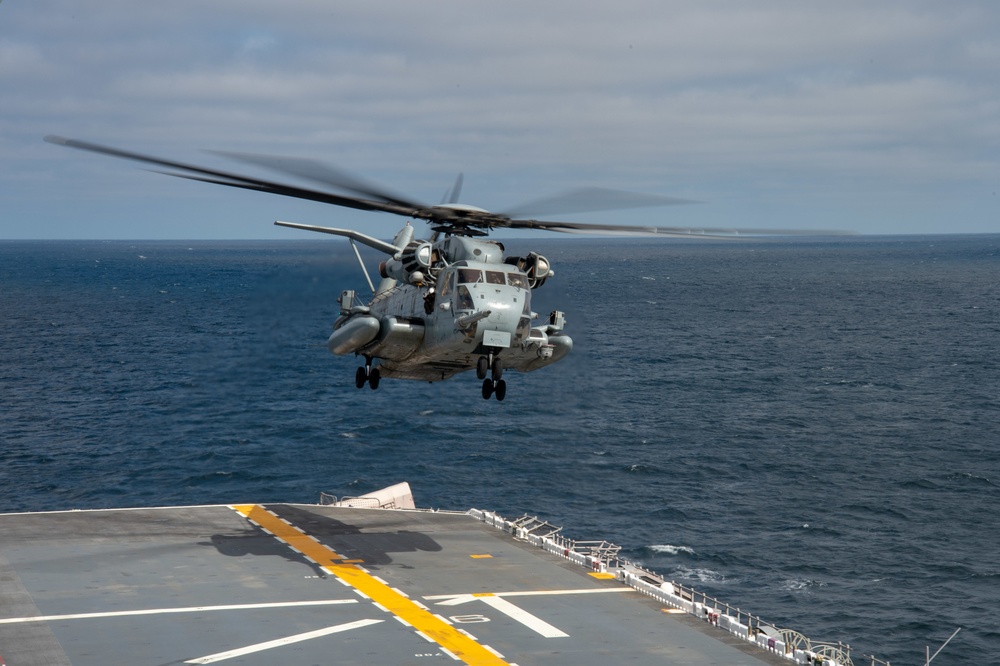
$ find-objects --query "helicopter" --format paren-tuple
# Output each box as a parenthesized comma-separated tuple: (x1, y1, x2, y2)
(46, 135, 830, 401)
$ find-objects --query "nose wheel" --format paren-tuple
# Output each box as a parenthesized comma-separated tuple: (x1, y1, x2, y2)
(355, 357, 380, 390)
(476, 352, 503, 381)
(482, 378, 507, 401)
(477, 352, 506, 400)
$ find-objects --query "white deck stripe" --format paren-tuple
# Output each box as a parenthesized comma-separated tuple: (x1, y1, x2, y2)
(484, 644, 506, 658)
(479, 596, 569, 638)
(0, 599, 358, 624)
(184, 618, 383, 663)
(424, 587, 630, 601)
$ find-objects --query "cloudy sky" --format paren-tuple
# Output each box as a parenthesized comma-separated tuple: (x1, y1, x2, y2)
(3, 1, 998, 239)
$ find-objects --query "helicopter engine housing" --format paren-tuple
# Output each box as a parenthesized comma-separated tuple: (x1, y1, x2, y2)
(379, 240, 435, 285)
(505, 252, 554, 288)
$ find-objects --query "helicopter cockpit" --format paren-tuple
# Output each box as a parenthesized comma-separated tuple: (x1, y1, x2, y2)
(431, 262, 533, 345)
(439, 264, 530, 310)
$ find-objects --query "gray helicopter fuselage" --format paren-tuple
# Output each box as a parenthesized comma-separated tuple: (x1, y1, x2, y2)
(328, 233, 572, 383)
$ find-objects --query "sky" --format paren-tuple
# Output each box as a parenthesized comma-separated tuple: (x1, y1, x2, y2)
(2, 1, 999, 239)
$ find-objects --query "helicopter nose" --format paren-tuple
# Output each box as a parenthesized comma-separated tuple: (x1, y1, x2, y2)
(461, 282, 525, 348)
(480, 289, 522, 343)
(486, 306, 513, 326)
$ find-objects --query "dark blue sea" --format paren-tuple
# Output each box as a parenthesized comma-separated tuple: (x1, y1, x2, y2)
(2, 236, 998, 665)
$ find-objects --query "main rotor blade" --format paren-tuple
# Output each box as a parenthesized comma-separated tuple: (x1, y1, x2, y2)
(147, 170, 403, 213)
(44, 135, 419, 217)
(210, 151, 426, 210)
(46, 135, 847, 238)
(504, 217, 852, 237)
(500, 187, 697, 218)
(440, 173, 464, 205)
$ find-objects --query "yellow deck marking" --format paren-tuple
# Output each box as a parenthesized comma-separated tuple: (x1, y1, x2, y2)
(231, 505, 508, 666)
(469, 554, 493, 559)
(588, 572, 616, 580)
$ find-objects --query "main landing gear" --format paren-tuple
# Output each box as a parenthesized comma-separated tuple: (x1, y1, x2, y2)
(481, 378, 507, 401)
(477, 352, 506, 401)
(355, 356, 380, 390)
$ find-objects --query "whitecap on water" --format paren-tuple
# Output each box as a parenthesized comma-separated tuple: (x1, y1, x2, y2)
(647, 544, 696, 556)
(779, 578, 827, 593)
(673, 566, 727, 584)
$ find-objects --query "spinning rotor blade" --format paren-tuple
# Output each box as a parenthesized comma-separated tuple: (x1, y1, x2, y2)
(441, 173, 464, 205)
(46, 136, 849, 238)
(502, 217, 850, 238)
(211, 151, 426, 210)
(44, 135, 420, 217)
(500, 187, 696, 218)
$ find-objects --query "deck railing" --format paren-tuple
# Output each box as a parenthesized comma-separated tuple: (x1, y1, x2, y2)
(471, 509, 890, 666)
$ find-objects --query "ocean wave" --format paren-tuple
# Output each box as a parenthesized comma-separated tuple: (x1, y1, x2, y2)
(672, 566, 728, 584)
(946, 471, 995, 487)
(647, 544, 696, 556)
(623, 463, 660, 474)
(898, 478, 940, 490)
(779, 578, 828, 593)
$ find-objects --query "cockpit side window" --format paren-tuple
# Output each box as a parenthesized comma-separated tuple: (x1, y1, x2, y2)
(456, 285, 474, 311)
(439, 271, 453, 299)
(507, 272, 528, 289)
(458, 269, 483, 284)
(485, 270, 505, 285)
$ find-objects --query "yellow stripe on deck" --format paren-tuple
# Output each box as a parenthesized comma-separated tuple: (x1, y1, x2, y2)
(231, 504, 508, 666)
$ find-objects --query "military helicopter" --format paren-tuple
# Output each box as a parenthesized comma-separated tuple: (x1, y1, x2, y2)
(46, 135, 826, 401)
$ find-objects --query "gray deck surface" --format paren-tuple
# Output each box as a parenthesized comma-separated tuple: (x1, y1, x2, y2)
(0, 504, 787, 665)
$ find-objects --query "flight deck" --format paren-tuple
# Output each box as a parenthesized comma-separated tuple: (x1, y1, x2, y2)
(0, 501, 804, 665)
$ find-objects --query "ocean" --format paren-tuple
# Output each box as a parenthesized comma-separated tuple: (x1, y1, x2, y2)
(1, 235, 998, 664)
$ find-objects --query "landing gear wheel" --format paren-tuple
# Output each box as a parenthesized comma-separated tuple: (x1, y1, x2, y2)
(476, 356, 489, 380)
(491, 356, 503, 381)
(355, 366, 367, 389)
(481, 378, 494, 400)
(494, 379, 507, 402)
(368, 367, 380, 390)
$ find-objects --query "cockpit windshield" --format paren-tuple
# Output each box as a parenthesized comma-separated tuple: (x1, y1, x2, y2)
(458, 269, 483, 284)
(457, 268, 528, 289)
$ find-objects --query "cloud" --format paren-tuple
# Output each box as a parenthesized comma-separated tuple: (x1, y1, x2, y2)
(3, 1, 999, 238)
